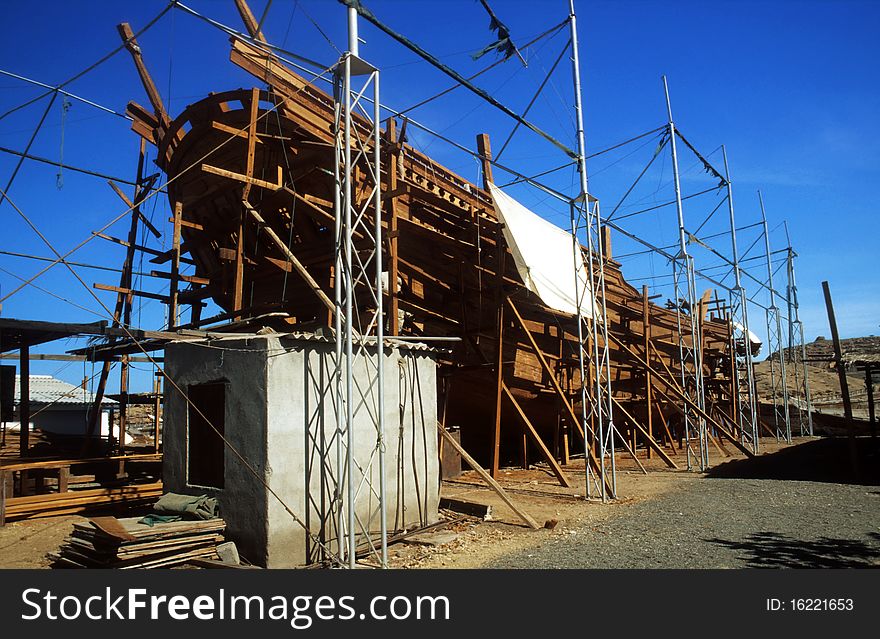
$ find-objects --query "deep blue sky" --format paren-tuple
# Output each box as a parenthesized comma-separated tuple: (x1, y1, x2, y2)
(1, 0, 877, 392)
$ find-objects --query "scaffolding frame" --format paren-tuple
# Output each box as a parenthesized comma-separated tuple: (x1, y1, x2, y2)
(758, 191, 791, 442)
(722, 146, 759, 450)
(331, 8, 387, 568)
(784, 227, 814, 436)
(568, 0, 616, 501)
(663, 77, 708, 470)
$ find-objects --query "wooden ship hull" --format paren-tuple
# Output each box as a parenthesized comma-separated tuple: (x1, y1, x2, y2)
(125, 37, 750, 481)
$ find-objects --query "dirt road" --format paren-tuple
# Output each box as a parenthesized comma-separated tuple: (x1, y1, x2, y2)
(488, 475, 880, 568)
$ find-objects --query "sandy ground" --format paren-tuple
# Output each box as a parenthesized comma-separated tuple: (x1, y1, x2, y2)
(0, 515, 87, 568)
(388, 436, 879, 568)
(388, 437, 828, 568)
(2, 436, 875, 570)
(489, 477, 880, 568)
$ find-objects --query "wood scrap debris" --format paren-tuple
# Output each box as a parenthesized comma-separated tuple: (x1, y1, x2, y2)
(49, 516, 226, 569)
(440, 496, 493, 520)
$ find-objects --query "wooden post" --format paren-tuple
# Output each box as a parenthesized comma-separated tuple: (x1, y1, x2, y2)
(117, 142, 147, 445)
(727, 309, 741, 438)
(241, 88, 260, 202)
(385, 118, 401, 336)
(866, 366, 876, 440)
(234, 206, 246, 321)
(19, 345, 29, 455)
(477, 133, 494, 188)
(491, 284, 505, 478)
(562, 423, 570, 465)
(601, 225, 612, 260)
(116, 144, 149, 452)
(437, 375, 451, 463)
(169, 201, 182, 329)
(642, 285, 654, 459)
(118, 355, 128, 455)
(822, 281, 858, 474)
(58, 467, 70, 493)
(89, 142, 148, 435)
(481, 133, 505, 477)
(190, 299, 203, 326)
(117, 23, 169, 127)
(0, 470, 7, 527)
(502, 384, 572, 488)
(558, 332, 570, 465)
(232, 90, 260, 321)
(153, 376, 162, 453)
(0, 470, 6, 527)
(586, 331, 596, 456)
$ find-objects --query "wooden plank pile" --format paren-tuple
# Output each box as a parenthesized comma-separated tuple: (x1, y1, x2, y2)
(2, 480, 163, 524)
(49, 515, 225, 569)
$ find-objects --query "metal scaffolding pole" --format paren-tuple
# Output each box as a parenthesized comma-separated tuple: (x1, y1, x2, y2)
(663, 75, 707, 470)
(784, 231, 814, 436)
(332, 6, 387, 568)
(722, 145, 758, 450)
(569, 0, 615, 500)
(758, 191, 791, 442)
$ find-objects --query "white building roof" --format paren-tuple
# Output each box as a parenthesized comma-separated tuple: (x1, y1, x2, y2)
(13, 375, 116, 406)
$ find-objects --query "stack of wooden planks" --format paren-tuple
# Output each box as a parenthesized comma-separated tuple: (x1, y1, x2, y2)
(49, 515, 225, 569)
(2, 480, 162, 524)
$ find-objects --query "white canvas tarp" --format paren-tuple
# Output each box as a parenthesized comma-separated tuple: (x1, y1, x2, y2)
(488, 182, 600, 320)
(732, 321, 762, 347)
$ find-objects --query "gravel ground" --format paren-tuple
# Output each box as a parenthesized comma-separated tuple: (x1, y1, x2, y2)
(488, 476, 880, 568)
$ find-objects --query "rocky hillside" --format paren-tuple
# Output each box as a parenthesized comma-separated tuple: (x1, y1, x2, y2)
(753, 335, 878, 421)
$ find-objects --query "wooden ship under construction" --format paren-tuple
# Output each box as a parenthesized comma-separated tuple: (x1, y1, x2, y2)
(0, 1, 789, 534)
(105, 3, 760, 493)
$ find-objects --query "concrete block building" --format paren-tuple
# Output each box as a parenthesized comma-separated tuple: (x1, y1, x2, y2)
(162, 334, 439, 567)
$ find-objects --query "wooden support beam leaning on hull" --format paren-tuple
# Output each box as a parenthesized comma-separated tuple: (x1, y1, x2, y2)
(242, 201, 335, 316)
(117, 22, 169, 128)
(609, 332, 753, 457)
(506, 297, 668, 470)
(438, 424, 541, 530)
(501, 383, 572, 488)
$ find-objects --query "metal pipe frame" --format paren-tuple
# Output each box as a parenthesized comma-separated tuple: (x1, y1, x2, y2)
(758, 191, 791, 442)
(784, 238, 814, 436)
(722, 145, 759, 450)
(663, 75, 708, 471)
(569, 0, 615, 501)
(331, 7, 387, 568)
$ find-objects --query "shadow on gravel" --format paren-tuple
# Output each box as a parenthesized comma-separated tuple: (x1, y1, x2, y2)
(707, 532, 880, 568)
(705, 437, 880, 486)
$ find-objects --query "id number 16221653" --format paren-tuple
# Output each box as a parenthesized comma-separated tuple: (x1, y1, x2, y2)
(766, 598, 854, 612)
